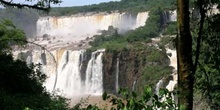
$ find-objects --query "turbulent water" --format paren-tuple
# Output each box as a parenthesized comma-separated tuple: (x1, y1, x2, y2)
(165, 48, 177, 91)
(85, 49, 105, 95)
(14, 11, 178, 99)
(12, 11, 152, 98)
(155, 48, 177, 93)
(36, 12, 149, 38)
(20, 49, 104, 97)
(54, 50, 85, 96)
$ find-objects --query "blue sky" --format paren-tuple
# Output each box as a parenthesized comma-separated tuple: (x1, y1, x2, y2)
(12, 0, 120, 7)
(56, 0, 121, 7)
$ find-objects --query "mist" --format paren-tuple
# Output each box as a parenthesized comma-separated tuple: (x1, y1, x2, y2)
(36, 12, 149, 42)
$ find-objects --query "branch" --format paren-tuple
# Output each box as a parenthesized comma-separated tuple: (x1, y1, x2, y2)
(0, 0, 50, 11)
(198, 62, 212, 105)
(0, 38, 58, 92)
(192, 1, 206, 75)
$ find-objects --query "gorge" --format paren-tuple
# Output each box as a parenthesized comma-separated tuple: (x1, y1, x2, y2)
(15, 10, 177, 103)
(2, 0, 220, 109)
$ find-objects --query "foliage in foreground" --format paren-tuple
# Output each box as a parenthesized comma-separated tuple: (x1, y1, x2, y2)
(0, 19, 71, 110)
(75, 86, 177, 110)
(0, 53, 72, 110)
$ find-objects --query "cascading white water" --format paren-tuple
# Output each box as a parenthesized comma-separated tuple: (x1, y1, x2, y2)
(169, 10, 177, 22)
(165, 48, 177, 91)
(154, 46, 178, 110)
(132, 79, 137, 91)
(36, 12, 149, 38)
(133, 12, 149, 29)
(16, 11, 152, 99)
(20, 49, 106, 97)
(115, 58, 119, 92)
(26, 55, 32, 65)
(29, 50, 85, 96)
(34, 12, 149, 51)
(154, 41, 178, 108)
(54, 50, 85, 97)
(155, 46, 177, 93)
(85, 49, 105, 95)
(155, 79, 164, 95)
(26, 50, 56, 92)
(166, 48, 177, 70)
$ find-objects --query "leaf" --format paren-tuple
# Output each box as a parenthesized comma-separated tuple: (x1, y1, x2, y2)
(110, 98, 117, 105)
(132, 92, 137, 98)
(153, 94, 159, 101)
(129, 99, 134, 107)
(144, 86, 152, 94)
(102, 92, 108, 100)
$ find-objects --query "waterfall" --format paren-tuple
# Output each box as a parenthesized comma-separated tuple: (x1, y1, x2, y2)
(58, 51, 69, 72)
(166, 48, 177, 70)
(153, 46, 178, 109)
(162, 11, 168, 25)
(155, 79, 164, 95)
(155, 47, 177, 93)
(36, 12, 149, 37)
(133, 12, 149, 29)
(165, 48, 177, 92)
(115, 58, 119, 92)
(17, 49, 106, 97)
(132, 78, 137, 91)
(85, 49, 105, 95)
(169, 10, 177, 22)
(53, 50, 85, 96)
(166, 80, 176, 92)
(26, 55, 32, 65)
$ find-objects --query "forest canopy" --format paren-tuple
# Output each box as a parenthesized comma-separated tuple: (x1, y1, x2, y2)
(0, 0, 220, 109)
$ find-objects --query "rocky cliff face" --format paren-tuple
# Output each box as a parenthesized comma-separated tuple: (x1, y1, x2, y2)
(102, 43, 172, 94)
(13, 11, 178, 97)
(15, 39, 173, 97)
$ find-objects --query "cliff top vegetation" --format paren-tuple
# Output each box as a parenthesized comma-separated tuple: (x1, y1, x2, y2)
(42, 0, 176, 16)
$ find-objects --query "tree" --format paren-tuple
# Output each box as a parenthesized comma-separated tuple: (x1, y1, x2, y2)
(193, 1, 220, 109)
(0, 1, 73, 110)
(177, 0, 194, 109)
(0, 0, 61, 11)
(0, 19, 27, 52)
(177, 0, 220, 109)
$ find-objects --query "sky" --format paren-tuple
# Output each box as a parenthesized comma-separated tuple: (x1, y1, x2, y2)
(56, 0, 121, 7)
(12, 0, 121, 7)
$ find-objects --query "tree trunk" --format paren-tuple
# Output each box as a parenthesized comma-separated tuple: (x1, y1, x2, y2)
(177, 0, 194, 109)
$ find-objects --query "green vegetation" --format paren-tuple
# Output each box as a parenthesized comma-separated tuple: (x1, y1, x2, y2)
(0, 54, 70, 110)
(104, 86, 176, 110)
(0, 0, 178, 110)
(1, 0, 220, 109)
(162, 22, 177, 35)
(86, 0, 175, 98)
(0, 0, 177, 109)
(86, 0, 220, 109)
(77, 86, 176, 110)
(136, 46, 172, 93)
(193, 14, 220, 109)
(0, 8, 39, 37)
(0, 19, 70, 110)
(0, 20, 26, 51)
(44, 0, 175, 16)
(88, 8, 165, 51)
